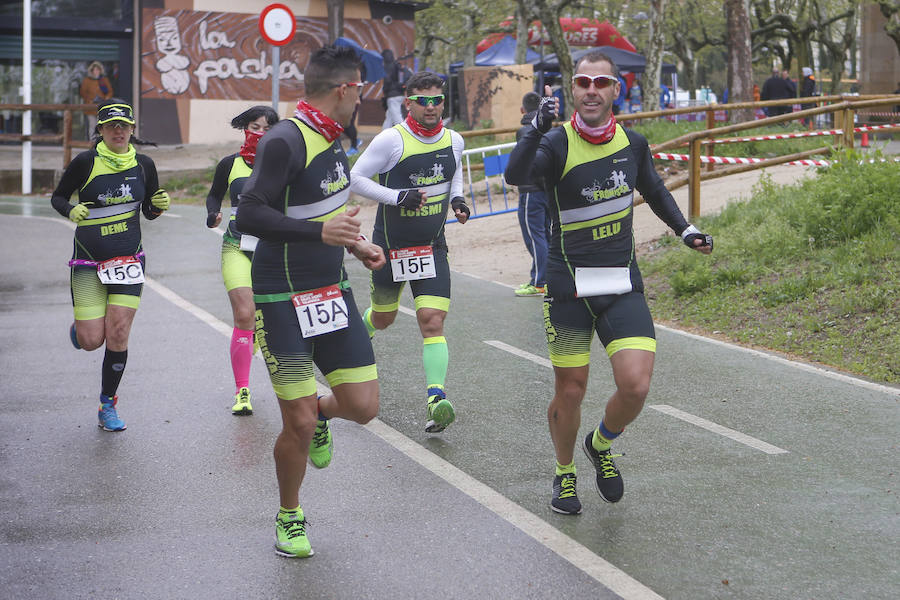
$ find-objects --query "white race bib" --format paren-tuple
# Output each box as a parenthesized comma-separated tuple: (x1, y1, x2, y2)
(292, 285, 349, 338)
(97, 256, 145, 285)
(239, 234, 259, 252)
(390, 246, 436, 282)
(574, 267, 632, 297)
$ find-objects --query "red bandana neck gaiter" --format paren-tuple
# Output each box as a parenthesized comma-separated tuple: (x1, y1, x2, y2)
(571, 112, 617, 144)
(405, 112, 443, 138)
(294, 100, 344, 143)
(239, 129, 264, 166)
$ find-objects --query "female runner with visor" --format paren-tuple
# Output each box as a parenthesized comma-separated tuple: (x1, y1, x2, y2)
(51, 99, 169, 432)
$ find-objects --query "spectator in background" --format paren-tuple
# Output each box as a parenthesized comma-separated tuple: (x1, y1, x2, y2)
(511, 91, 550, 298)
(381, 49, 411, 129)
(345, 62, 367, 155)
(628, 77, 642, 113)
(612, 75, 627, 115)
(80, 61, 114, 138)
(551, 78, 566, 119)
(760, 68, 793, 117)
(782, 69, 797, 98)
(894, 82, 900, 113)
(753, 83, 760, 102)
(800, 67, 817, 126)
(659, 82, 671, 109)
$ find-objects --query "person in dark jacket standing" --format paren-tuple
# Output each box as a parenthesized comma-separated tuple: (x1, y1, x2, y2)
(760, 68, 794, 117)
(381, 49, 410, 129)
(510, 91, 551, 297)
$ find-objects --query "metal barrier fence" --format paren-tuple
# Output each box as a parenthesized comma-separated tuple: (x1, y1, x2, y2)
(451, 141, 517, 223)
(454, 96, 898, 224)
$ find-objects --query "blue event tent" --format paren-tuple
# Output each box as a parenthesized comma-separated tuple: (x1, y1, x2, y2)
(449, 35, 541, 73)
(333, 37, 385, 82)
(539, 45, 676, 74)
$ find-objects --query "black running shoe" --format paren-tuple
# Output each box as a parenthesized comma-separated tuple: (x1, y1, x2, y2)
(582, 432, 624, 503)
(550, 473, 582, 515)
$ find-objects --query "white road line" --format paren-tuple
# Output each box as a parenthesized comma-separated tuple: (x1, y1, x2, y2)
(143, 276, 232, 338)
(139, 254, 660, 598)
(649, 404, 788, 454)
(484, 339, 552, 368)
(453, 268, 518, 289)
(486, 338, 789, 454)
(160, 212, 181, 218)
(27, 215, 657, 598)
(398, 305, 416, 317)
(655, 323, 899, 397)
(364, 418, 665, 600)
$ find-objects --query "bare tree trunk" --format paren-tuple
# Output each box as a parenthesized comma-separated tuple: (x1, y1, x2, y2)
(880, 4, 900, 56)
(514, 1, 530, 64)
(463, 13, 478, 67)
(725, 0, 753, 121)
(327, 0, 344, 43)
(644, 0, 666, 115)
(537, 5, 573, 116)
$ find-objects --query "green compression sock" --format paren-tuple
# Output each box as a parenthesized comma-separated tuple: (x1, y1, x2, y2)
(422, 336, 448, 389)
(362, 307, 376, 338)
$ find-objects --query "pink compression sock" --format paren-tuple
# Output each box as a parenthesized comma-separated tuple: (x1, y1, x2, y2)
(230, 328, 254, 390)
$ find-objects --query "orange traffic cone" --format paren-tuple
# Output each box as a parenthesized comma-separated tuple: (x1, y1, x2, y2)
(861, 131, 869, 147)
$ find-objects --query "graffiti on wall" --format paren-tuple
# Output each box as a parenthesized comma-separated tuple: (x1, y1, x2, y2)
(141, 9, 415, 101)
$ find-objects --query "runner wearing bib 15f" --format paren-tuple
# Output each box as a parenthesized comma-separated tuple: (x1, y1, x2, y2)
(350, 71, 470, 434)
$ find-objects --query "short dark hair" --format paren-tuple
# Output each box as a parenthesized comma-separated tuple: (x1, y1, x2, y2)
(405, 72, 444, 96)
(522, 91, 540, 112)
(304, 44, 362, 97)
(231, 105, 279, 129)
(574, 51, 620, 80)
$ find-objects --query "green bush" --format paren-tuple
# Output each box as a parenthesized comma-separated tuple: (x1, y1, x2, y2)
(639, 151, 900, 383)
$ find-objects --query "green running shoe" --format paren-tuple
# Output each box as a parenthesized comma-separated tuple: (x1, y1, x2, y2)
(231, 387, 253, 415)
(425, 388, 455, 433)
(514, 284, 546, 297)
(308, 419, 333, 468)
(274, 509, 313, 558)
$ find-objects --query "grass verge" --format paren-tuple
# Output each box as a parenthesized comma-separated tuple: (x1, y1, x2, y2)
(639, 149, 899, 384)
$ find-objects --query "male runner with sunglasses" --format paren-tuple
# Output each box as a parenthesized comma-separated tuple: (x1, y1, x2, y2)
(236, 45, 385, 558)
(350, 71, 469, 434)
(505, 52, 713, 515)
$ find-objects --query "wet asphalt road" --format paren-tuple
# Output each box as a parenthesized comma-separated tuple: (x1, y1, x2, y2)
(1, 198, 898, 600)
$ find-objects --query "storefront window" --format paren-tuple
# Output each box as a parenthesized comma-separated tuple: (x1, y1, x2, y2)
(0, 1, 123, 19)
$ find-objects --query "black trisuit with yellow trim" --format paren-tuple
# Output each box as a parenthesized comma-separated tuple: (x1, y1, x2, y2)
(236, 118, 376, 400)
(206, 153, 254, 291)
(50, 148, 162, 320)
(368, 125, 457, 313)
(505, 122, 690, 368)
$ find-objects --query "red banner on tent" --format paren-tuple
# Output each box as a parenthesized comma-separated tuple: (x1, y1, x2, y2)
(477, 18, 636, 54)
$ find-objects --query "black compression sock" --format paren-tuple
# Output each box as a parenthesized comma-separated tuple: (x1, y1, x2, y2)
(101, 349, 128, 397)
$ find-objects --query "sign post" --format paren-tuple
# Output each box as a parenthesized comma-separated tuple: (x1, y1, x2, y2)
(259, 4, 296, 110)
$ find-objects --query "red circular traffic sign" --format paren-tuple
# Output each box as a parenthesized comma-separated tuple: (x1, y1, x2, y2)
(259, 4, 296, 46)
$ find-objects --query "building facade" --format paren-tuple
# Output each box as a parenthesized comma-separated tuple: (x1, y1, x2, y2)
(1, 0, 420, 144)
